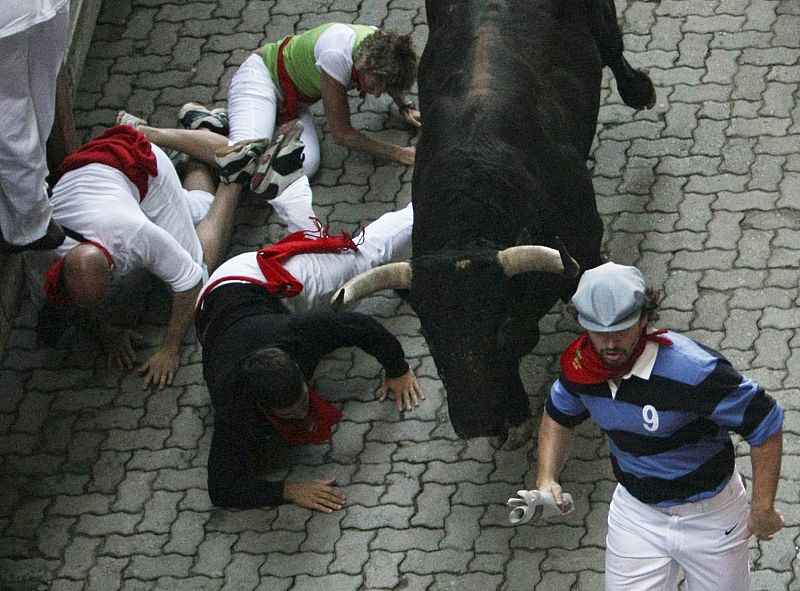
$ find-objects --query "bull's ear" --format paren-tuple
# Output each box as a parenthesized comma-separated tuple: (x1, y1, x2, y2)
(554, 236, 580, 278)
(515, 228, 531, 246)
(331, 288, 346, 310)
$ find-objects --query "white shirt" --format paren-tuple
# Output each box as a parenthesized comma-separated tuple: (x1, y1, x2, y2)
(314, 23, 377, 87)
(25, 145, 205, 305)
(0, 0, 69, 39)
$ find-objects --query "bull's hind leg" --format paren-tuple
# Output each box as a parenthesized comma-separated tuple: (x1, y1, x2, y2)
(592, 0, 656, 110)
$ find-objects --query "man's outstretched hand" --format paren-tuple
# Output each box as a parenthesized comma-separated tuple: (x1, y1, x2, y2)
(284, 479, 346, 513)
(378, 368, 426, 411)
(138, 346, 181, 390)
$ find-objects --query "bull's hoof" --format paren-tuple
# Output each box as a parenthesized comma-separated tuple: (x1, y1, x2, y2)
(619, 68, 656, 111)
(488, 417, 535, 451)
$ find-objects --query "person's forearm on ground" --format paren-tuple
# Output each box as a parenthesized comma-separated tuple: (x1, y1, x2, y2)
(162, 283, 202, 354)
(331, 124, 413, 164)
(536, 413, 576, 488)
(139, 282, 201, 389)
(321, 72, 414, 165)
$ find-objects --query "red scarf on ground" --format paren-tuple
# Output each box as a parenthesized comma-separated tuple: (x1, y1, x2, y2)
(255, 220, 360, 297)
(264, 384, 343, 444)
(43, 241, 114, 308)
(61, 125, 158, 201)
(560, 329, 673, 385)
(276, 36, 317, 124)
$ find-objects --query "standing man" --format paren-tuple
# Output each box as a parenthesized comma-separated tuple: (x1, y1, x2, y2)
(0, 0, 70, 252)
(536, 262, 784, 590)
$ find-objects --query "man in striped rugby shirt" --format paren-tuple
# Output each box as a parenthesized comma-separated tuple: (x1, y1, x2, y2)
(536, 262, 783, 591)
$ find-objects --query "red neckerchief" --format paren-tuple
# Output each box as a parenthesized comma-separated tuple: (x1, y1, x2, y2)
(61, 125, 158, 201)
(43, 241, 114, 308)
(276, 36, 317, 124)
(255, 219, 360, 298)
(194, 220, 364, 311)
(264, 384, 343, 444)
(560, 329, 673, 385)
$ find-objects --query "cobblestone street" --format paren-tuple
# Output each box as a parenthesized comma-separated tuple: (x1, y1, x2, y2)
(1, 0, 799, 589)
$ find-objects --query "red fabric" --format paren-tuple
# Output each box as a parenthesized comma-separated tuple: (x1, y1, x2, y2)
(560, 329, 673, 385)
(276, 36, 317, 125)
(61, 125, 158, 201)
(265, 384, 343, 444)
(43, 241, 114, 308)
(255, 220, 359, 297)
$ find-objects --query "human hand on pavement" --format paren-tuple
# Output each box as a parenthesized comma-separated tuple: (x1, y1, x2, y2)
(378, 368, 426, 411)
(401, 106, 421, 128)
(283, 479, 346, 513)
(747, 507, 784, 540)
(138, 346, 180, 390)
(98, 325, 143, 370)
(396, 145, 416, 166)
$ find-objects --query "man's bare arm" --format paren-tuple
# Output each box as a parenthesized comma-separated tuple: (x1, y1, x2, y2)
(139, 282, 201, 390)
(536, 413, 577, 510)
(748, 429, 784, 540)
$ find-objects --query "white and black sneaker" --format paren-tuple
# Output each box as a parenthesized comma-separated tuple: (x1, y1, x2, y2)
(178, 102, 229, 135)
(249, 119, 305, 199)
(214, 138, 269, 185)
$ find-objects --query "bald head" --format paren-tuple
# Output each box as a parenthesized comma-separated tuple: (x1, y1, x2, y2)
(62, 243, 113, 311)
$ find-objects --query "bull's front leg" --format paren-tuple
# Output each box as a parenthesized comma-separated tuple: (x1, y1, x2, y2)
(610, 56, 656, 110)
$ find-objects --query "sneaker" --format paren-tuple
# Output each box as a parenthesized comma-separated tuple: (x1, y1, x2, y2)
(214, 138, 269, 184)
(178, 102, 229, 135)
(116, 110, 147, 129)
(249, 119, 305, 199)
(166, 149, 190, 177)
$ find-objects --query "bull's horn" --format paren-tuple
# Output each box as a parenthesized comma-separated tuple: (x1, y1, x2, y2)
(497, 237, 580, 279)
(331, 261, 413, 308)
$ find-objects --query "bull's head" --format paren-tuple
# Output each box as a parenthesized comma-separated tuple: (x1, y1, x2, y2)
(332, 240, 578, 445)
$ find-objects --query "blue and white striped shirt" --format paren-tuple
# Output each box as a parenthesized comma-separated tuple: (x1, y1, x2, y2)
(546, 331, 784, 507)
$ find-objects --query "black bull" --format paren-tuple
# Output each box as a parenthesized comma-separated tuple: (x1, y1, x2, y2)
(408, 0, 655, 444)
(331, 0, 655, 445)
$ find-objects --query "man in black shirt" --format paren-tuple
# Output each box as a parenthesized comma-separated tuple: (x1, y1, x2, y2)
(195, 150, 423, 510)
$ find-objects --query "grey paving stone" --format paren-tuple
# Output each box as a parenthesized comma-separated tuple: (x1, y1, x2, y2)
(402, 548, 472, 575)
(329, 529, 373, 574)
(192, 532, 236, 578)
(103, 533, 168, 558)
(59, 536, 102, 579)
(137, 490, 183, 534)
(35, 516, 74, 559)
(126, 554, 192, 580)
(261, 551, 332, 577)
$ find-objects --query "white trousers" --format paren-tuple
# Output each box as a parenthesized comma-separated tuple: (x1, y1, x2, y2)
(0, 6, 68, 244)
(605, 474, 751, 591)
(200, 175, 413, 312)
(227, 53, 321, 177)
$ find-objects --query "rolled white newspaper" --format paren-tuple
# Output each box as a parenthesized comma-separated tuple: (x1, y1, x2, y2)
(507, 489, 575, 525)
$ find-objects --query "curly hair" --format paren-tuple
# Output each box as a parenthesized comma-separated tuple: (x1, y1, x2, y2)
(567, 287, 663, 325)
(353, 30, 417, 95)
